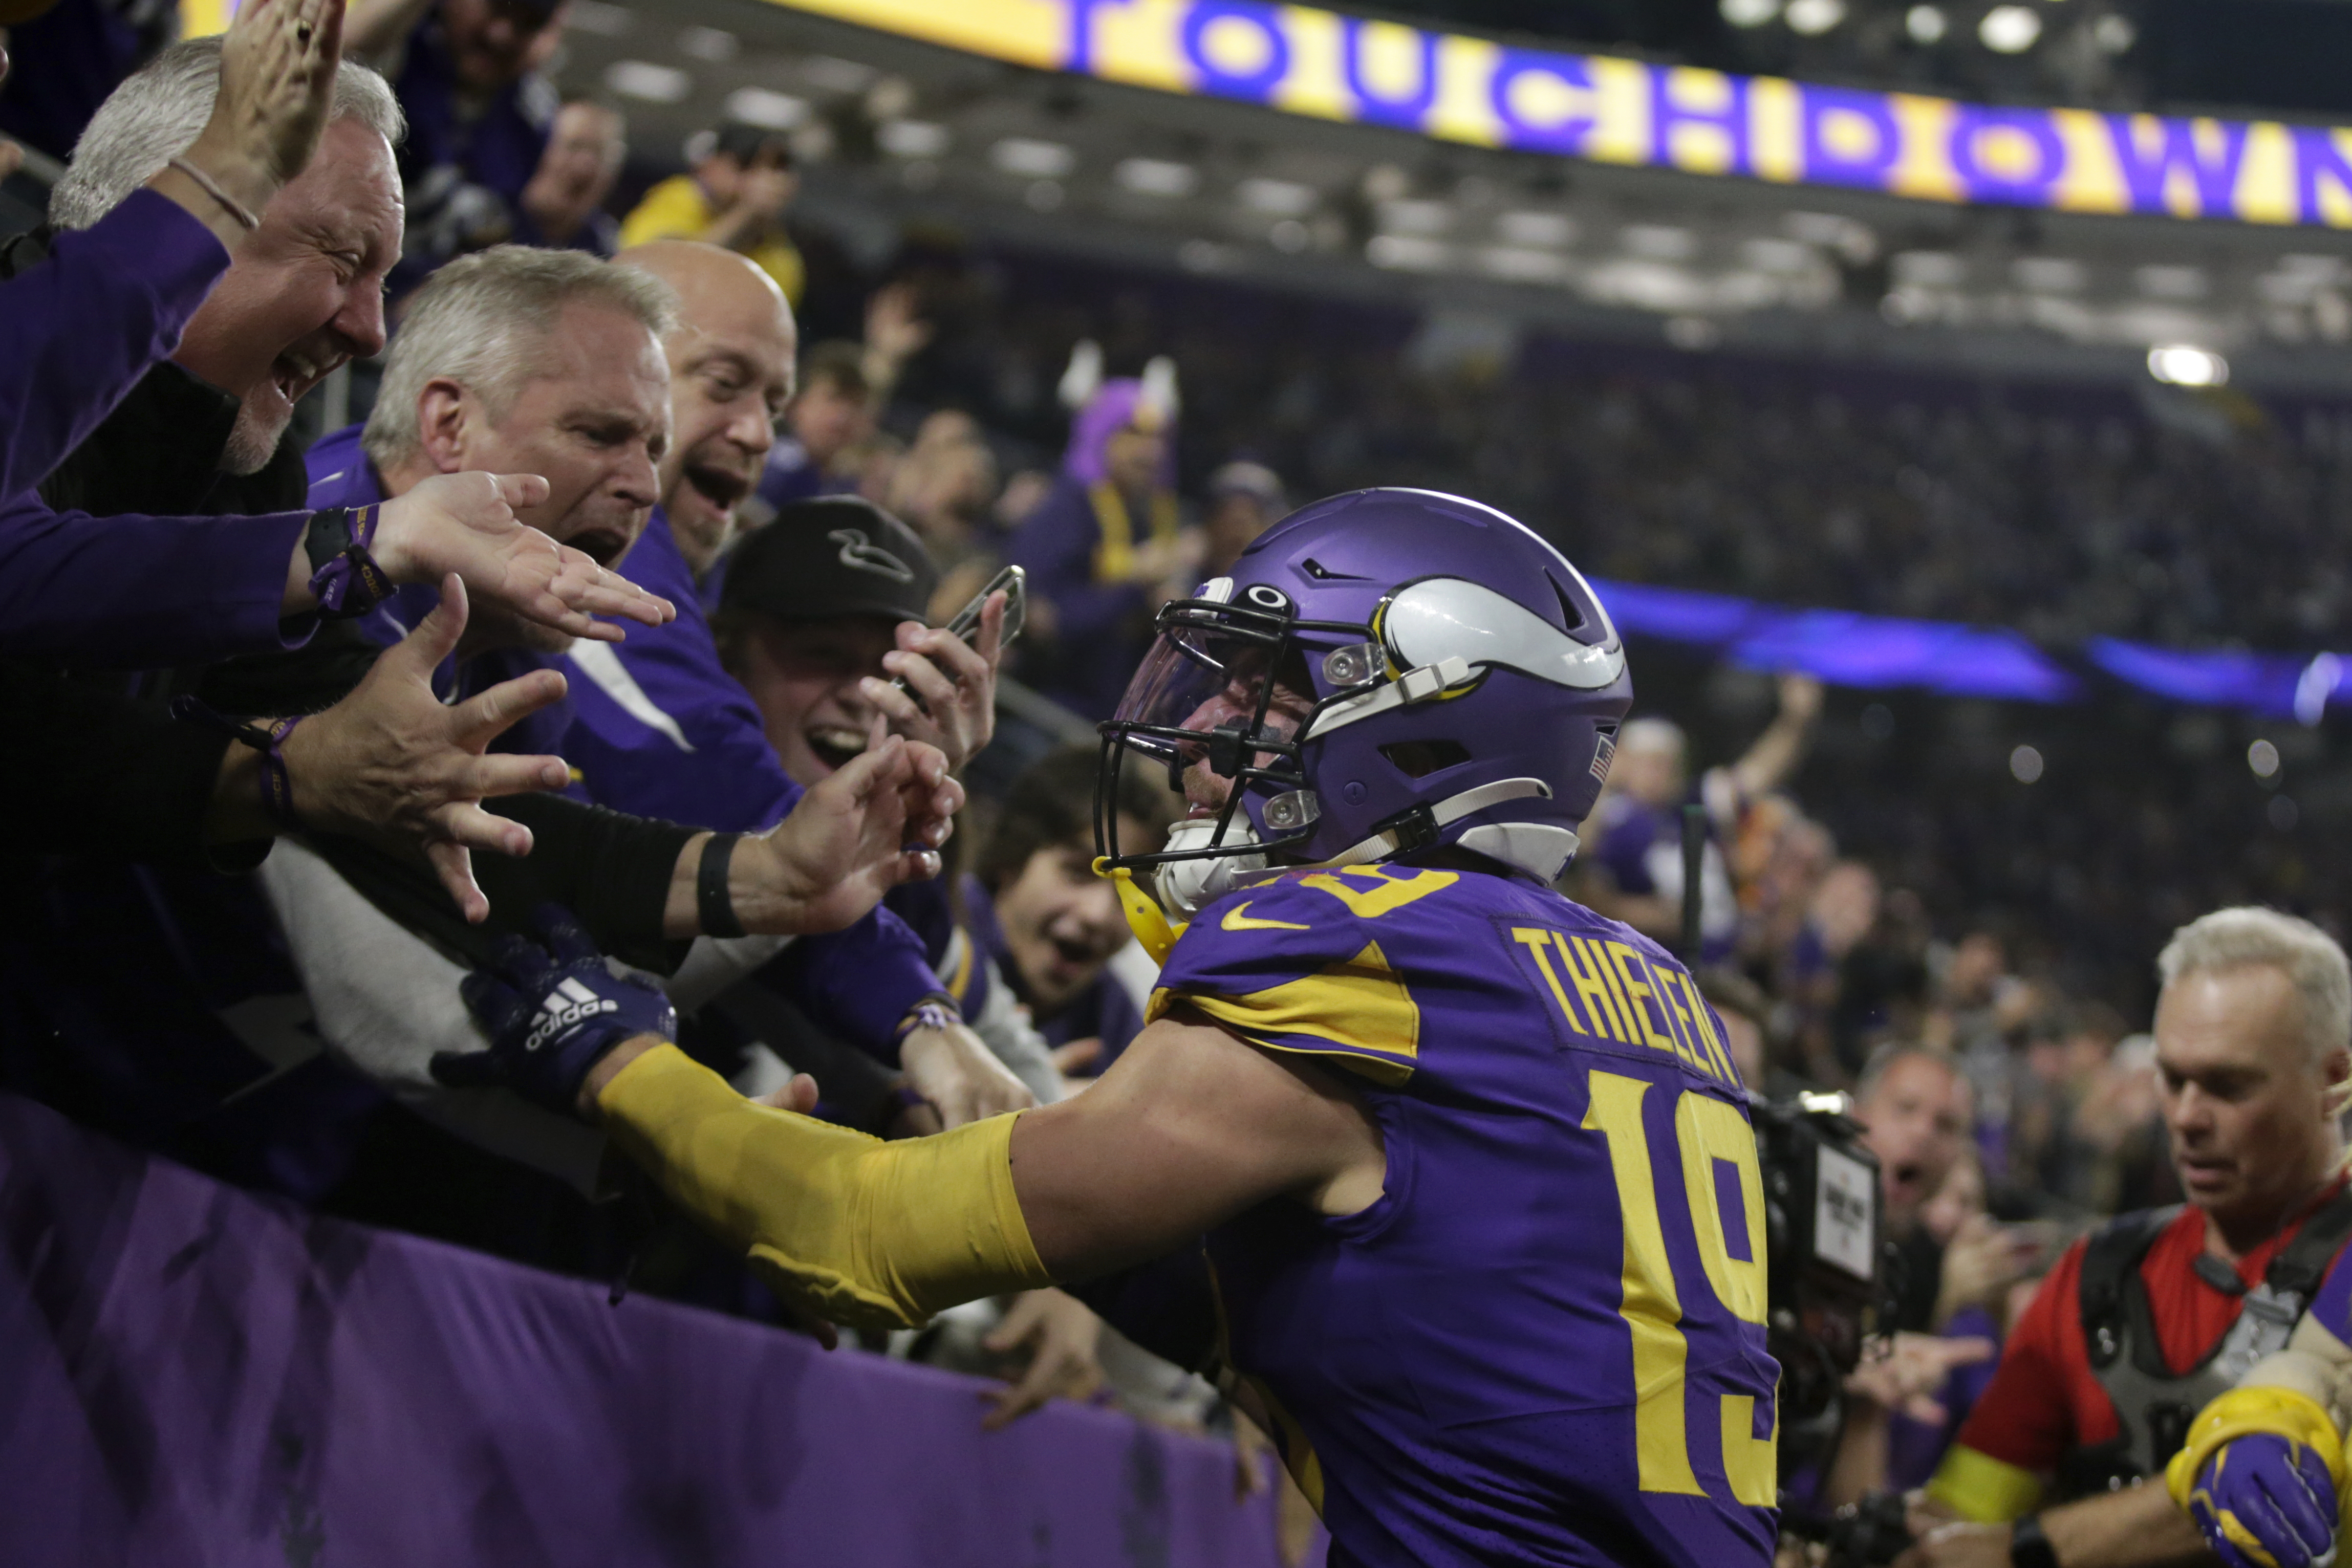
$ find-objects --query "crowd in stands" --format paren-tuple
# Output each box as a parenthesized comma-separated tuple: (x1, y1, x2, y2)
(7, 2, 2352, 1557)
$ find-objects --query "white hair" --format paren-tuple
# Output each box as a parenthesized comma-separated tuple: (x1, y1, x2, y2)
(362, 246, 680, 468)
(2159, 907, 2352, 1065)
(50, 36, 404, 230)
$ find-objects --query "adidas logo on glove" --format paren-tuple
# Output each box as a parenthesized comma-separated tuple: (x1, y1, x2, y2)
(526, 977, 620, 1053)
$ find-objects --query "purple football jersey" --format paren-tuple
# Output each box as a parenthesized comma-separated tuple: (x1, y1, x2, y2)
(1151, 860, 1779, 1567)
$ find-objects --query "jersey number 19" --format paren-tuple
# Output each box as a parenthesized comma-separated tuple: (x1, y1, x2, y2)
(1585, 1070, 1777, 1507)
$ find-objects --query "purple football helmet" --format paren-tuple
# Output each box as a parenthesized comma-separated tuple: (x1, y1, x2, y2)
(1097, 487, 1633, 916)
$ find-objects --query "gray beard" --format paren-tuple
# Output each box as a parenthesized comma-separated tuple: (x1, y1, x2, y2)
(220, 400, 289, 476)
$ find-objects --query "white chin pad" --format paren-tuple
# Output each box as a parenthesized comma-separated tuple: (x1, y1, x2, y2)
(1153, 816, 1269, 919)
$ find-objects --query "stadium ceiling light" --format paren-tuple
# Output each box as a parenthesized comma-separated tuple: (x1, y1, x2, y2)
(675, 26, 738, 63)
(2249, 738, 2282, 778)
(2137, 265, 2207, 301)
(1979, 5, 2042, 52)
(604, 60, 691, 104)
(1269, 219, 1313, 253)
(1496, 210, 1576, 248)
(1892, 250, 1965, 287)
(1905, 4, 1947, 43)
(992, 137, 1076, 179)
(1237, 177, 1318, 215)
(2013, 256, 2085, 294)
(1366, 234, 1450, 272)
(2147, 344, 2228, 386)
(2094, 13, 2136, 52)
(1742, 237, 1815, 274)
(1114, 158, 1199, 198)
(1378, 199, 1453, 234)
(2010, 745, 2044, 783)
(1784, 0, 1846, 36)
(878, 120, 951, 158)
(566, 0, 632, 37)
(1623, 224, 1697, 261)
(1481, 246, 1572, 283)
(725, 88, 808, 131)
(801, 55, 876, 93)
(1719, 0, 1780, 27)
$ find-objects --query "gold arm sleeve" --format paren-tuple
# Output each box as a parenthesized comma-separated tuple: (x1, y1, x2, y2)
(1926, 1444, 2046, 1523)
(598, 1045, 1053, 1331)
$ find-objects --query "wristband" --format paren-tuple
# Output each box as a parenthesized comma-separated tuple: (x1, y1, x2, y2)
(2010, 1516, 2058, 1568)
(892, 999, 957, 1049)
(171, 697, 303, 831)
(165, 156, 259, 231)
(304, 504, 395, 619)
(697, 832, 746, 939)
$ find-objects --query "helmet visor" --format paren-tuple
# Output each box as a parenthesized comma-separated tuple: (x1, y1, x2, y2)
(1109, 617, 1312, 771)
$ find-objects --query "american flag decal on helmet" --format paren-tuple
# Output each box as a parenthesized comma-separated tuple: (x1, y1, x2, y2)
(1590, 733, 1616, 783)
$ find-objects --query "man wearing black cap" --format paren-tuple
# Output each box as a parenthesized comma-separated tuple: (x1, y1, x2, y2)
(714, 496, 999, 786)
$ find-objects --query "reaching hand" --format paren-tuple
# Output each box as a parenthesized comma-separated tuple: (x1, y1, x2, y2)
(284, 574, 571, 921)
(1843, 1332, 1995, 1426)
(2185, 1435, 2340, 1568)
(433, 904, 678, 1116)
(980, 1288, 1104, 1429)
(859, 592, 1003, 773)
(864, 281, 934, 373)
(901, 1017, 1037, 1128)
(725, 726, 963, 934)
(369, 472, 675, 643)
(201, 0, 343, 195)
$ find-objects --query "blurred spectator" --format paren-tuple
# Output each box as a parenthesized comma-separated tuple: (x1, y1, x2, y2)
(619, 122, 801, 303)
(1200, 459, 1285, 579)
(1851, 1043, 1975, 1333)
(748, 282, 933, 525)
(351, 0, 565, 294)
(1696, 966, 1772, 1092)
(1006, 345, 1196, 718)
(0, 0, 164, 162)
(964, 746, 1166, 1080)
(1578, 671, 1822, 955)
(750, 339, 872, 516)
(887, 410, 1003, 623)
(513, 96, 622, 255)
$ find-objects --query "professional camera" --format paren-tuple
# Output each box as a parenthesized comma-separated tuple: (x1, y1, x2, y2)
(1753, 1089, 1885, 1479)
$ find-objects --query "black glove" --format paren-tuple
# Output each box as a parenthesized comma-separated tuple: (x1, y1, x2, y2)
(431, 903, 678, 1115)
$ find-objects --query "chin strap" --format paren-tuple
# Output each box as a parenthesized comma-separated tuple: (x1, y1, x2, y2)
(1321, 777, 1555, 866)
(1093, 777, 1566, 962)
(1096, 859, 1188, 963)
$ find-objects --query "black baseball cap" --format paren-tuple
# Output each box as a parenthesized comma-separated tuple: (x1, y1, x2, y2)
(722, 496, 939, 624)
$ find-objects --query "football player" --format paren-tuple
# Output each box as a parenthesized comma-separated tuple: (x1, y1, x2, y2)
(441, 488, 1779, 1567)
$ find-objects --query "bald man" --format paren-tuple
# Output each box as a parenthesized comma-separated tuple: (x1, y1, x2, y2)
(618, 238, 795, 580)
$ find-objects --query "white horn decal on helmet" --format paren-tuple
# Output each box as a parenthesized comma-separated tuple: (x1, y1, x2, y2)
(1383, 578, 1626, 691)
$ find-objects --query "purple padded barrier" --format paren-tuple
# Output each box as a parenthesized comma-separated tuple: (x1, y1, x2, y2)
(0, 1092, 1303, 1568)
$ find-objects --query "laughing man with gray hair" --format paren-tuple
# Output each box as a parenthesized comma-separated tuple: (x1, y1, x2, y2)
(1915, 907, 2352, 1568)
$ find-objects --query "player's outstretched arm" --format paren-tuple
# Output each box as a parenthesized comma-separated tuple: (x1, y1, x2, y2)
(581, 1008, 1384, 1332)
(436, 909, 1385, 1334)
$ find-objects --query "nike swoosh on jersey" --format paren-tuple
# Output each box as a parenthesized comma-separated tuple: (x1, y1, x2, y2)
(1222, 901, 1312, 932)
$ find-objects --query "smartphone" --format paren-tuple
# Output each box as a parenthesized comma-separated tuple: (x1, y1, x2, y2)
(888, 564, 1026, 709)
